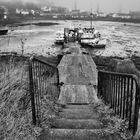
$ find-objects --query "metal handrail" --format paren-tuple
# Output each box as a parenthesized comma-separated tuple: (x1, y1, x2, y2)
(99, 70, 140, 89)
(99, 70, 139, 79)
(30, 56, 57, 69)
(29, 56, 60, 126)
(98, 70, 140, 135)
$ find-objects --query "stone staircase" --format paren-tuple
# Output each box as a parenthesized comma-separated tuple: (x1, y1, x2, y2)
(38, 103, 123, 140)
(37, 43, 124, 140)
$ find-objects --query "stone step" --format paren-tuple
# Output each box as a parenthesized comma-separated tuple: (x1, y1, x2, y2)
(67, 103, 89, 105)
(61, 105, 92, 111)
(60, 107, 93, 114)
(59, 108, 99, 119)
(55, 104, 89, 112)
(65, 104, 90, 109)
(51, 118, 103, 129)
(37, 129, 122, 140)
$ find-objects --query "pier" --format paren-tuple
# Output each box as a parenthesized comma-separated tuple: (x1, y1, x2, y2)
(58, 43, 98, 104)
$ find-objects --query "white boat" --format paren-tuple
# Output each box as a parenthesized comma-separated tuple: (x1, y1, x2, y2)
(80, 28, 106, 48)
(55, 31, 64, 45)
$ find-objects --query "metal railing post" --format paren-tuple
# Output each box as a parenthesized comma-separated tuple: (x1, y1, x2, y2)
(133, 81, 140, 135)
(29, 60, 36, 125)
(28, 56, 60, 126)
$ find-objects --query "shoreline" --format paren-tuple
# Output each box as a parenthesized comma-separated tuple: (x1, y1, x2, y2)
(0, 18, 60, 27)
(1, 17, 140, 27)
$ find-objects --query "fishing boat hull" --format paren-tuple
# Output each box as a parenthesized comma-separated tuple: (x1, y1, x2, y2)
(0, 30, 8, 35)
(55, 38, 64, 45)
(55, 40, 64, 45)
(81, 43, 106, 49)
(80, 38, 107, 49)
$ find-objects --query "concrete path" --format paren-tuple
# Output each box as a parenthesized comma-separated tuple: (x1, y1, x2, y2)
(58, 43, 98, 104)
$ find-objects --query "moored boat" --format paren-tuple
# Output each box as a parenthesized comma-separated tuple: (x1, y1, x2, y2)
(0, 29, 8, 35)
(55, 31, 64, 45)
(64, 28, 78, 43)
(80, 28, 106, 49)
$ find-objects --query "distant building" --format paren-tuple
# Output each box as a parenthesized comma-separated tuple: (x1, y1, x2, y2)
(70, 0, 80, 18)
(51, 6, 69, 13)
(0, 6, 8, 20)
(96, 12, 107, 17)
(16, 9, 21, 14)
(80, 11, 90, 18)
(129, 11, 140, 19)
(71, 9, 80, 15)
(21, 10, 29, 15)
(41, 6, 69, 15)
(31, 10, 35, 15)
(111, 13, 131, 19)
(71, 9, 80, 18)
(3, 15, 7, 19)
(16, 9, 30, 16)
(41, 6, 51, 13)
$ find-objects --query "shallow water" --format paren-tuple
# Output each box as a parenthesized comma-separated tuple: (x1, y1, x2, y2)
(0, 20, 140, 57)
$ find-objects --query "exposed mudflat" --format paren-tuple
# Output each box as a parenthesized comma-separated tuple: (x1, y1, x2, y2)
(0, 20, 140, 58)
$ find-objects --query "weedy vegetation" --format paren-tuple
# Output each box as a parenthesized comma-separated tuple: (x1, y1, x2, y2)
(0, 55, 59, 140)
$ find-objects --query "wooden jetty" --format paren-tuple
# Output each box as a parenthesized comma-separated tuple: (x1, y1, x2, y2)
(58, 42, 98, 104)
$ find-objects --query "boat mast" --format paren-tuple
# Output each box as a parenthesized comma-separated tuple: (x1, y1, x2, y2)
(90, 9, 93, 28)
(74, 0, 77, 10)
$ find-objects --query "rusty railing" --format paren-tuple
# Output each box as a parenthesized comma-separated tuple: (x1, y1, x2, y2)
(98, 70, 140, 135)
(28, 56, 59, 126)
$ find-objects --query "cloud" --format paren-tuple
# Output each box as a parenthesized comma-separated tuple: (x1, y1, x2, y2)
(0, 0, 140, 12)
(0, 0, 52, 8)
(0, 0, 50, 5)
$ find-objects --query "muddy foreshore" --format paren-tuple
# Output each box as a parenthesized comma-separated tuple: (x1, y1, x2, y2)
(1, 17, 140, 27)
(0, 18, 60, 27)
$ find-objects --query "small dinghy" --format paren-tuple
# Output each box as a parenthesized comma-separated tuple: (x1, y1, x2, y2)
(0, 29, 8, 35)
(55, 31, 64, 45)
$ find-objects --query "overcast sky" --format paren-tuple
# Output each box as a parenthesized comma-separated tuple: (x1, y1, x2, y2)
(1, 0, 140, 13)
(53, 0, 140, 13)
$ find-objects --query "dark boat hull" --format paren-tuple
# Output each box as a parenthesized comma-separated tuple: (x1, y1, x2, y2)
(0, 30, 8, 35)
(55, 41, 64, 45)
(81, 43, 106, 49)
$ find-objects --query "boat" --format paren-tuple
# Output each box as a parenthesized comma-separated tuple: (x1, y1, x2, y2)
(83, 39, 107, 49)
(78, 10, 107, 49)
(79, 28, 106, 49)
(55, 31, 64, 45)
(0, 29, 8, 35)
(80, 28, 95, 43)
(64, 28, 78, 43)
